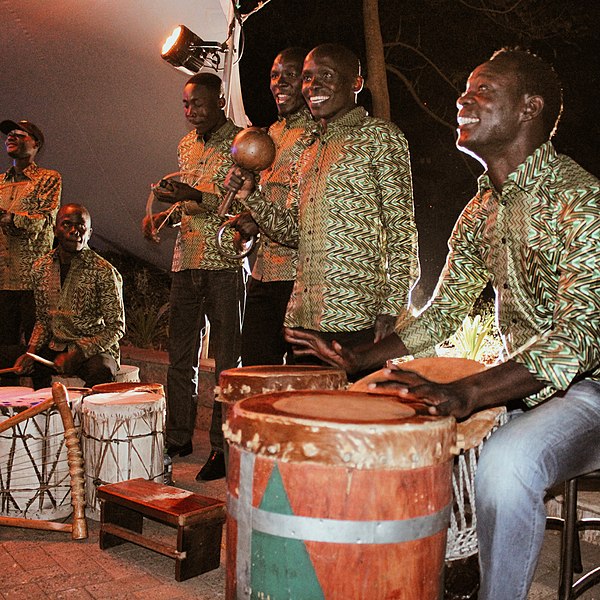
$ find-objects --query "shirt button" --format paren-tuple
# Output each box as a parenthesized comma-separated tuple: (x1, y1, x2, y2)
(503, 283, 509, 289)
(304, 287, 308, 292)
(501, 200, 507, 206)
(501, 237, 507, 244)
(512, 318, 518, 324)
(309, 197, 314, 203)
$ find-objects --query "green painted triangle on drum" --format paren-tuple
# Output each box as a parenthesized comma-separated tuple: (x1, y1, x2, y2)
(250, 464, 324, 599)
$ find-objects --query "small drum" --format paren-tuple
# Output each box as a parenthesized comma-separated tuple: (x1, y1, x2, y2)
(0, 387, 86, 520)
(89, 382, 164, 395)
(81, 387, 165, 518)
(218, 365, 347, 420)
(224, 389, 456, 600)
(350, 356, 508, 561)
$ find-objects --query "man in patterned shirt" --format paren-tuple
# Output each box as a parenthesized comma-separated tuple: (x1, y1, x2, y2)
(231, 47, 312, 366)
(288, 49, 600, 600)
(14, 204, 124, 389)
(0, 120, 61, 375)
(227, 44, 419, 371)
(142, 72, 243, 481)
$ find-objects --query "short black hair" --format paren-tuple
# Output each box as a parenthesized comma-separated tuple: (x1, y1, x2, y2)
(185, 72, 223, 96)
(489, 48, 563, 138)
(309, 44, 361, 78)
(276, 47, 309, 64)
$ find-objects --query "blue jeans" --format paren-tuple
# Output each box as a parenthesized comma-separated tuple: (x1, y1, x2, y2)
(166, 268, 244, 451)
(476, 379, 600, 600)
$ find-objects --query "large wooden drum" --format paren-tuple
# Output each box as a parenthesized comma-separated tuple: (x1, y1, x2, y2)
(225, 389, 456, 600)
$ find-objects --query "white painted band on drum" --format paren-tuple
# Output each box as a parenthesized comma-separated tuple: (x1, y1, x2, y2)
(236, 451, 255, 600)
(228, 487, 451, 545)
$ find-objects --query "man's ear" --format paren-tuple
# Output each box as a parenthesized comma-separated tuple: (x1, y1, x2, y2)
(522, 94, 544, 122)
(353, 75, 364, 95)
(219, 96, 226, 109)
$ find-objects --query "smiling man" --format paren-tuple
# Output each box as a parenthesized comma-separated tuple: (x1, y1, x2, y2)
(14, 204, 125, 389)
(0, 120, 61, 375)
(286, 48, 600, 599)
(227, 43, 418, 374)
(232, 47, 312, 366)
(142, 73, 244, 481)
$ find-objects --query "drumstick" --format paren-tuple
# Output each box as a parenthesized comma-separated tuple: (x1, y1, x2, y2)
(26, 352, 57, 369)
(0, 366, 19, 375)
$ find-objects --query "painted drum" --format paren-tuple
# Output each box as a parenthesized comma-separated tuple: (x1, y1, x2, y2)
(89, 382, 164, 395)
(224, 389, 456, 600)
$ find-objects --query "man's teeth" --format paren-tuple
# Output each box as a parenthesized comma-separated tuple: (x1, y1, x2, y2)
(277, 94, 290, 103)
(310, 96, 329, 104)
(458, 116, 480, 126)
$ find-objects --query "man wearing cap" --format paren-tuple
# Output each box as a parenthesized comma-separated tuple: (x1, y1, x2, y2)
(0, 119, 61, 375)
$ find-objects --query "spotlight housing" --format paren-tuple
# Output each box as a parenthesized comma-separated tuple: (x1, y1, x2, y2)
(161, 25, 225, 75)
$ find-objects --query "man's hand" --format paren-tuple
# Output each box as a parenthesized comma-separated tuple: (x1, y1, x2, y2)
(369, 366, 475, 419)
(13, 353, 34, 375)
(53, 350, 84, 375)
(228, 211, 259, 240)
(374, 314, 396, 343)
(283, 328, 362, 373)
(142, 212, 169, 242)
(153, 179, 202, 204)
(224, 166, 256, 201)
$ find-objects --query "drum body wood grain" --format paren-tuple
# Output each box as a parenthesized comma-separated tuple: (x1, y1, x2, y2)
(224, 390, 456, 600)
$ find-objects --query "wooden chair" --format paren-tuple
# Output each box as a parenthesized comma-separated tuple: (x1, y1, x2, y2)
(547, 470, 600, 599)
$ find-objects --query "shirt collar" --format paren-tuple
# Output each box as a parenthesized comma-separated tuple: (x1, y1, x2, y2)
(196, 118, 238, 145)
(5, 162, 40, 179)
(477, 141, 556, 196)
(282, 107, 313, 130)
(308, 106, 367, 140)
(50, 245, 93, 265)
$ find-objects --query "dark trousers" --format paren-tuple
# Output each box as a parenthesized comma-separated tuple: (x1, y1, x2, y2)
(166, 268, 244, 451)
(30, 346, 118, 390)
(241, 277, 295, 366)
(0, 290, 35, 347)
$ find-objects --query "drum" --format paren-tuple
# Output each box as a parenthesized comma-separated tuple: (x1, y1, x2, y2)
(218, 365, 347, 420)
(51, 363, 140, 389)
(0, 387, 86, 520)
(224, 389, 456, 600)
(349, 356, 508, 561)
(89, 382, 164, 395)
(81, 387, 165, 518)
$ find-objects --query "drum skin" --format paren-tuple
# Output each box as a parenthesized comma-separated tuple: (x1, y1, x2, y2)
(224, 390, 456, 600)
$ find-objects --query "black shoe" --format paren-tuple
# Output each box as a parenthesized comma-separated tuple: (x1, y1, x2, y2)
(166, 441, 193, 458)
(196, 450, 226, 481)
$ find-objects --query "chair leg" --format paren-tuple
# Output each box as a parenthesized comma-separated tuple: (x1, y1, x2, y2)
(558, 478, 579, 600)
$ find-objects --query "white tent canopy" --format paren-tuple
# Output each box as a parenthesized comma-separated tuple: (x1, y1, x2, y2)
(2, 0, 247, 270)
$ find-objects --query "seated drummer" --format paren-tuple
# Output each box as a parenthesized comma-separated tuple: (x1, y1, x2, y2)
(286, 48, 600, 600)
(14, 203, 125, 389)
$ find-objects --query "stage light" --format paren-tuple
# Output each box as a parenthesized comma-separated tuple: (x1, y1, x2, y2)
(161, 25, 225, 75)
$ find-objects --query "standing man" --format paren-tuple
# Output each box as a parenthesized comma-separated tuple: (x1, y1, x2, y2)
(143, 72, 243, 481)
(235, 47, 312, 366)
(228, 44, 418, 370)
(288, 49, 600, 600)
(14, 204, 125, 389)
(0, 120, 61, 375)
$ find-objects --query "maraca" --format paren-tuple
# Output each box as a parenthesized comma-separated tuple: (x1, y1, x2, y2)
(217, 127, 276, 217)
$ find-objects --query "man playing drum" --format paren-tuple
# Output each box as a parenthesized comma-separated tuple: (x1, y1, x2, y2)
(286, 48, 600, 600)
(14, 203, 125, 389)
(226, 44, 419, 379)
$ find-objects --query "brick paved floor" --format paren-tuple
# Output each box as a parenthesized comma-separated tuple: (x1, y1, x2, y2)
(1, 429, 599, 599)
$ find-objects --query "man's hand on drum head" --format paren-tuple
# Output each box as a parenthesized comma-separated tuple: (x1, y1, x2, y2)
(284, 328, 360, 372)
(370, 367, 474, 419)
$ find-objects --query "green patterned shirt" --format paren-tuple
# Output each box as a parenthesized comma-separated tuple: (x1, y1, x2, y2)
(245, 107, 419, 332)
(396, 142, 600, 406)
(252, 108, 313, 282)
(0, 163, 61, 290)
(28, 247, 125, 363)
(169, 119, 243, 272)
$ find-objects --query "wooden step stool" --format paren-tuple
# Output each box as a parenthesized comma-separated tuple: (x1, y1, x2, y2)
(97, 478, 225, 581)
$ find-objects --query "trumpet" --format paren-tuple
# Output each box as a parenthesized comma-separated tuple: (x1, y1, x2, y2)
(215, 127, 276, 260)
